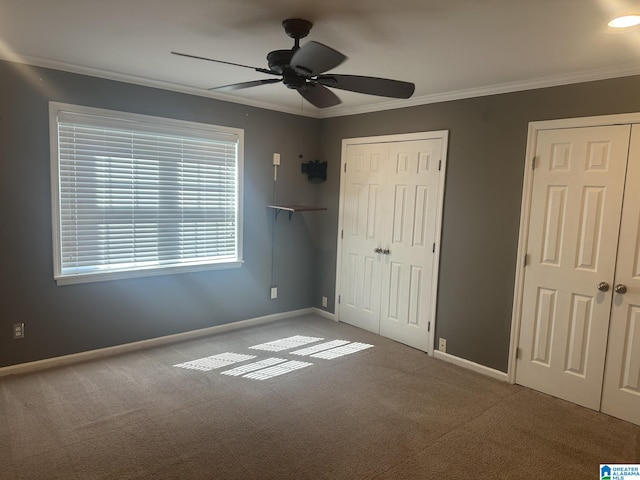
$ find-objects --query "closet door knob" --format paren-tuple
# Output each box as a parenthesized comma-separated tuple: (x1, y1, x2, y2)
(614, 283, 627, 294)
(597, 282, 610, 292)
(374, 247, 382, 254)
(382, 248, 390, 255)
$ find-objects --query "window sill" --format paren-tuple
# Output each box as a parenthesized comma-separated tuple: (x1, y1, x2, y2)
(55, 260, 244, 286)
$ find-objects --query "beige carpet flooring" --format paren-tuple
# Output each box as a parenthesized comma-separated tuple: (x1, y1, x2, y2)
(1, 314, 639, 479)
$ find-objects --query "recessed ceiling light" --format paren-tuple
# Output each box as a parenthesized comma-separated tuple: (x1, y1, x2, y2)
(608, 15, 640, 28)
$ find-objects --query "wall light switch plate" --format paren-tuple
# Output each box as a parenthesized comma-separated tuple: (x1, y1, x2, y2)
(438, 338, 447, 353)
(270, 287, 278, 299)
(273, 153, 280, 166)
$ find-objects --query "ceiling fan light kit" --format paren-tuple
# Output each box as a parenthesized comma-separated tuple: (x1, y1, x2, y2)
(172, 18, 415, 109)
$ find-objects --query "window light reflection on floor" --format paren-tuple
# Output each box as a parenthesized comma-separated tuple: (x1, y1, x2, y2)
(290, 339, 350, 356)
(311, 342, 374, 359)
(173, 352, 256, 371)
(221, 357, 288, 376)
(243, 360, 313, 380)
(173, 336, 374, 381)
(248, 335, 324, 352)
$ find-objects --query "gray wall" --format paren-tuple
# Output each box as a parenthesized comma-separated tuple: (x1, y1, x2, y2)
(4, 57, 640, 374)
(0, 61, 321, 368)
(317, 75, 640, 372)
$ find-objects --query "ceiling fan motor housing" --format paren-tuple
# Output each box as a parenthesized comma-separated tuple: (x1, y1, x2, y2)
(267, 50, 293, 74)
(267, 49, 308, 90)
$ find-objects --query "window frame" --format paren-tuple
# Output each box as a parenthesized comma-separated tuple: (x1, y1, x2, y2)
(49, 102, 244, 285)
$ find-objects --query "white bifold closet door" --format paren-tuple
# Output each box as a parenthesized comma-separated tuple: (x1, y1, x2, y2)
(338, 137, 444, 353)
(601, 125, 640, 426)
(516, 123, 640, 426)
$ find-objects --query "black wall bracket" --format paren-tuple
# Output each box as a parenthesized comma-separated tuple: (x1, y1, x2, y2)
(301, 159, 327, 182)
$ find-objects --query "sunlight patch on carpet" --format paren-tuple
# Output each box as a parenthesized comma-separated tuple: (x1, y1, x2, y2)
(174, 352, 256, 371)
(221, 358, 288, 376)
(290, 339, 350, 356)
(243, 360, 313, 380)
(311, 342, 374, 359)
(248, 335, 323, 352)
(173, 335, 374, 381)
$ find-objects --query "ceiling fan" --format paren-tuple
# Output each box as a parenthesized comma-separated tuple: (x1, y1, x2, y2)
(171, 18, 415, 108)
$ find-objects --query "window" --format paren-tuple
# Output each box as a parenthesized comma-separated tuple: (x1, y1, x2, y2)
(50, 102, 243, 285)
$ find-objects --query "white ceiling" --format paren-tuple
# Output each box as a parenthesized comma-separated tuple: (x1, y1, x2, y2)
(2, 0, 640, 117)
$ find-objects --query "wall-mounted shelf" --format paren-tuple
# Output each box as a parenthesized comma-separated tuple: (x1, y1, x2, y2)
(268, 204, 327, 220)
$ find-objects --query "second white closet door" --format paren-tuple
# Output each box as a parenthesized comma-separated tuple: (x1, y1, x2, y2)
(379, 140, 442, 350)
(340, 138, 443, 352)
(601, 124, 640, 426)
(515, 124, 630, 410)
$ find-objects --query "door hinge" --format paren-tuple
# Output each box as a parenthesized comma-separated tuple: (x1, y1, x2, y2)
(344, 163, 347, 173)
(438, 160, 442, 171)
(516, 347, 522, 359)
(432, 243, 436, 253)
(338, 295, 341, 304)
(341, 230, 343, 239)
(531, 156, 537, 170)
(523, 253, 529, 267)
(427, 321, 431, 332)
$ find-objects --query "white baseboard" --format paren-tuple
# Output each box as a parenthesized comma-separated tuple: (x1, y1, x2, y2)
(312, 307, 336, 321)
(433, 350, 508, 382)
(0, 308, 317, 378)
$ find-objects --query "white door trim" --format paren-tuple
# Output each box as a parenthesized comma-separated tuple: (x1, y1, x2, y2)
(335, 131, 449, 356)
(508, 111, 640, 384)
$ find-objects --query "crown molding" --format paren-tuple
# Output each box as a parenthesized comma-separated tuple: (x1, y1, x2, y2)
(3, 53, 640, 119)
(0, 53, 320, 118)
(317, 63, 640, 118)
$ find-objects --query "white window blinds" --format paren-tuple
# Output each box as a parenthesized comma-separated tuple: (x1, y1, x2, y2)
(51, 103, 243, 284)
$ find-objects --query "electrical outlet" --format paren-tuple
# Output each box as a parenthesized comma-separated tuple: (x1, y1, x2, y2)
(273, 153, 281, 166)
(321, 296, 328, 308)
(270, 287, 278, 299)
(13, 323, 24, 340)
(438, 338, 447, 353)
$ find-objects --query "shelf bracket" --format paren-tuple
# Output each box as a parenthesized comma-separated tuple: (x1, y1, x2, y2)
(274, 209, 294, 221)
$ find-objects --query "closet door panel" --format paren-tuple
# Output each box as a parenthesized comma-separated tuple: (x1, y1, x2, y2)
(339, 143, 389, 333)
(516, 125, 630, 410)
(379, 139, 442, 352)
(601, 124, 640, 426)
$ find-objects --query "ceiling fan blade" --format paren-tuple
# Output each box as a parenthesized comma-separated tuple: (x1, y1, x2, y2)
(171, 51, 275, 75)
(318, 74, 415, 99)
(299, 84, 342, 108)
(210, 78, 282, 92)
(291, 41, 347, 76)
